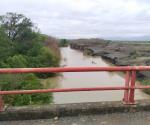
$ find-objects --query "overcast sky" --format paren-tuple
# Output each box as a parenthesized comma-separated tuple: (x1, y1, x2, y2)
(0, 0, 150, 40)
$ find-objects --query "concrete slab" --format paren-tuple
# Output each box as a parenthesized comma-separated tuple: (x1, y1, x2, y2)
(0, 100, 150, 121)
(1, 111, 150, 125)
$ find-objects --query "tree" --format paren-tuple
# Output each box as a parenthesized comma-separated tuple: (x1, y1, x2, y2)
(0, 12, 33, 42)
(0, 13, 60, 106)
(59, 39, 69, 47)
(0, 27, 14, 61)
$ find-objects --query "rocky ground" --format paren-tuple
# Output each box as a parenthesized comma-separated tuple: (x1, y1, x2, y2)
(70, 39, 150, 79)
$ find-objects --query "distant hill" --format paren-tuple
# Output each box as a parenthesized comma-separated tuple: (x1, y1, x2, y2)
(67, 37, 150, 43)
(105, 36, 150, 41)
(69, 38, 111, 44)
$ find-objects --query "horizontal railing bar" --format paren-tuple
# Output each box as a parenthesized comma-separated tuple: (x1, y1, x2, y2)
(0, 66, 150, 74)
(135, 85, 150, 89)
(0, 86, 150, 95)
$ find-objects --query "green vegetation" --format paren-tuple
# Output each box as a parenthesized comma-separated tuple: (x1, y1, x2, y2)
(129, 51, 141, 59)
(140, 79, 150, 94)
(0, 12, 60, 106)
(83, 49, 93, 56)
(59, 39, 69, 47)
(0, 74, 52, 106)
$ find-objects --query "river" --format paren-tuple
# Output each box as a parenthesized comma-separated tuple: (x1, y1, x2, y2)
(52, 47, 150, 104)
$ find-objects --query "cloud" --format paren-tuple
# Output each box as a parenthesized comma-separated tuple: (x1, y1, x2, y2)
(0, 0, 150, 39)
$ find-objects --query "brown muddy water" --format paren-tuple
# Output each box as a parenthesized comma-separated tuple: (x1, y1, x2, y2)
(51, 47, 150, 104)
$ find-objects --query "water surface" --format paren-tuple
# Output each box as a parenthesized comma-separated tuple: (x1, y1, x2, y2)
(53, 47, 150, 104)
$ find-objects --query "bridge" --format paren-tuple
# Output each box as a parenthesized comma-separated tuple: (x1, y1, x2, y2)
(0, 66, 150, 124)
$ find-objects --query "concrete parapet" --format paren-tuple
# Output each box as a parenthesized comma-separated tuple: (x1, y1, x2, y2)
(0, 100, 150, 121)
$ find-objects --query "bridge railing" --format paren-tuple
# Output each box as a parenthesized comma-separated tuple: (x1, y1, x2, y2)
(0, 66, 150, 111)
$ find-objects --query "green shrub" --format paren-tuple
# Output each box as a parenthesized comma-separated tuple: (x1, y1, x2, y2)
(59, 39, 69, 47)
(6, 55, 28, 68)
(140, 79, 150, 94)
(1, 74, 52, 106)
(28, 47, 59, 78)
(129, 51, 141, 59)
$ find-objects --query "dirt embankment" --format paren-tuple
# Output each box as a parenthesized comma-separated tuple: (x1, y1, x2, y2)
(44, 36, 61, 58)
(70, 40, 150, 79)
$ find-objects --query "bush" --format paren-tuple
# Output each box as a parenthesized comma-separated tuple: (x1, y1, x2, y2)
(1, 74, 52, 106)
(129, 51, 141, 59)
(6, 55, 28, 68)
(28, 47, 60, 78)
(59, 39, 69, 47)
(140, 79, 150, 94)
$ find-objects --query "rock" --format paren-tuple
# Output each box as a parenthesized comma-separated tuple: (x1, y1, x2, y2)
(54, 116, 58, 120)
(100, 121, 107, 125)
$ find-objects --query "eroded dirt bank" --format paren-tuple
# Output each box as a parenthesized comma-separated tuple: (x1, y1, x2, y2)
(70, 39, 150, 78)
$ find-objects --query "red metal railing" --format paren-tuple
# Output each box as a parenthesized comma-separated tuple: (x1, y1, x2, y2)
(0, 66, 150, 111)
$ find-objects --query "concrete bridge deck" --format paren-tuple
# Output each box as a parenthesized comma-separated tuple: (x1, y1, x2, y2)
(1, 111, 150, 125)
(0, 100, 150, 124)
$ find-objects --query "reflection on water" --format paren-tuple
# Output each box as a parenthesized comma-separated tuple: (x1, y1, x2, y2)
(52, 47, 149, 104)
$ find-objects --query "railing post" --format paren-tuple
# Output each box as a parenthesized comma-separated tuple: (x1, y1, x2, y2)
(129, 70, 136, 104)
(0, 95, 4, 111)
(123, 71, 130, 104)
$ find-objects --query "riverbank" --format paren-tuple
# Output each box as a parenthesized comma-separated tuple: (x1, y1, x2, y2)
(70, 40, 150, 79)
